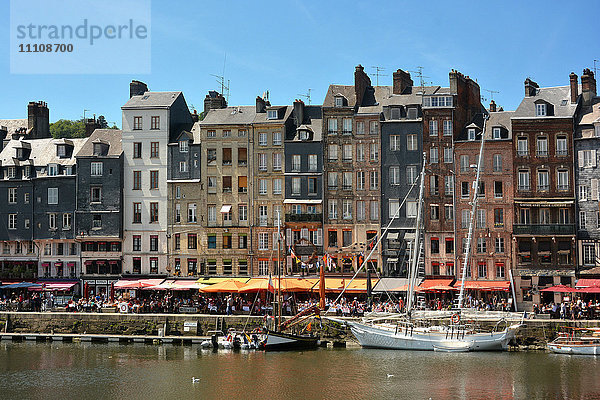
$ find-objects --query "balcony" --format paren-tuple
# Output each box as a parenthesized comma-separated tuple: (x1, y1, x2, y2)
(513, 224, 575, 235)
(285, 213, 322, 222)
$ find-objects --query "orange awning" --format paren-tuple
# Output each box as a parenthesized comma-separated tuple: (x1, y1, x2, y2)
(311, 278, 379, 293)
(454, 280, 510, 291)
(238, 279, 275, 293)
(416, 279, 455, 292)
(200, 279, 247, 293)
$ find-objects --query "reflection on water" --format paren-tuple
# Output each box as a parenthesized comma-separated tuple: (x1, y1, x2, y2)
(0, 342, 599, 399)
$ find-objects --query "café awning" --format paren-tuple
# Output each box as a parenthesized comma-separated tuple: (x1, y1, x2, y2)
(576, 278, 600, 288)
(310, 278, 379, 293)
(114, 279, 165, 289)
(196, 277, 250, 285)
(541, 284, 577, 293)
(30, 282, 77, 291)
(201, 279, 247, 293)
(416, 279, 455, 292)
(454, 280, 510, 292)
(374, 278, 409, 292)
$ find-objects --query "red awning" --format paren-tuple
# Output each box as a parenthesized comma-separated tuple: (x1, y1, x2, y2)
(114, 279, 164, 289)
(41, 263, 50, 267)
(30, 282, 77, 291)
(85, 261, 93, 265)
(455, 280, 511, 291)
(108, 260, 118, 265)
(576, 279, 600, 288)
(541, 285, 577, 293)
(417, 279, 455, 292)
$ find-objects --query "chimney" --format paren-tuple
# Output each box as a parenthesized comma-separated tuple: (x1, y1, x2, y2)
(203, 90, 227, 114)
(524, 78, 538, 97)
(569, 72, 579, 104)
(489, 100, 497, 112)
(581, 68, 597, 106)
(27, 101, 50, 139)
(84, 117, 100, 137)
(392, 69, 413, 95)
(354, 64, 372, 108)
(293, 99, 305, 126)
(256, 96, 266, 113)
(130, 80, 148, 98)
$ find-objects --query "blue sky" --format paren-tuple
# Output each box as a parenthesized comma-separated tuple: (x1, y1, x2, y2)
(1, 0, 599, 126)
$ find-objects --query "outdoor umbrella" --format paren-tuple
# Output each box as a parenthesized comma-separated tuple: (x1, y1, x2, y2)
(540, 285, 577, 293)
(200, 279, 247, 293)
(0, 282, 42, 289)
(238, 279, 275, 293)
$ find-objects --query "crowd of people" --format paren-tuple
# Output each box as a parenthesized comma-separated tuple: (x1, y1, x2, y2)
(534, 298, 600, 320)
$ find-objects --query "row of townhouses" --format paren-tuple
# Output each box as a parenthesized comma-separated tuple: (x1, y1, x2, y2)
(0, 67, 598, 309)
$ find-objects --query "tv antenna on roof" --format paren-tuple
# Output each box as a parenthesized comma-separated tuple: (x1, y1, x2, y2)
(370, 66, 388, 86)
(594, 59, 599, 77)
(297, 89, 312, 105)
(211, 53, 230, 103)
(408, 66, 430, 92)
(481, 88, 500, 103)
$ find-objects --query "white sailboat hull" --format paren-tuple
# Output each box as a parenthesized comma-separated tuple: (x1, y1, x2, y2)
(349, 322, 522, 351)
(548, 343, 600, 355)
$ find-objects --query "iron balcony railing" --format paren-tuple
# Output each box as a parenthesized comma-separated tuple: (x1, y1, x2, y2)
(513, 224, 575, 235)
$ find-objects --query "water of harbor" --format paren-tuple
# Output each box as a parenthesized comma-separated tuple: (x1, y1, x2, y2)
(0, 342, 599, 400)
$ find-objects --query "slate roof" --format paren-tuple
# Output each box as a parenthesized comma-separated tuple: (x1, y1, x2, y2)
(1, 137, 87, 167)
(513, 85, 577, 118)
(484, 110, 514, 140)
(199, 106, 257, 125)
(0, 119, 28, 134)
(76, 129, 122, 157)
(122, 91, 182, 108)
(288, 105, 322, 142)
(253, 106, 292, 124)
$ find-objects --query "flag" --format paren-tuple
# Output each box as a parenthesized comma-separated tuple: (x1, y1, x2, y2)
(268, 274, 274, 293)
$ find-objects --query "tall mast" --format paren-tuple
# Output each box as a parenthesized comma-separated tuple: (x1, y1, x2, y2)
(406, 152, 427, 315)
(276, 209, 282, 329)
(457, 116, 488, 310)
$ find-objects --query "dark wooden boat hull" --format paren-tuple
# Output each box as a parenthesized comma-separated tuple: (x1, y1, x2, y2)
(261, 330, 319, 351)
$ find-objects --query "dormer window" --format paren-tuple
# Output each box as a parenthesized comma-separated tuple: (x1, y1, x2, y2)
(16, 148, 24, 159)
(93, 143, 103, 156)
(64, 166, 73, 175)
(7, 167, 16, 179)
(267, 110, 278, 120)
(334, 96, 344, 107)
(23, 166, 31, 179)
(299, 130, 309, 141)
(492, 127, 501, 140)
(57, 145, 67, 158)
(179, 140, 189, 153)
(595, 124, 600, 138)
(390, 108, 401, 120)
(535, 103, 547, 117)
(48, 164, 58, 176)
(468, 128, 476, 141)
(407, 108, 417, 119)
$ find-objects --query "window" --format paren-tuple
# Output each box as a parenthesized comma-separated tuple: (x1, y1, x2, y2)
(90, 186, 102, 203)
(356, 121, 365, 135)
(207, 176, 217, 193)
(259, 179, 268, 195)
(48, 164, 58, 176)
(150, 142, 159, 158)
(90, 162, 103, 176)
(292, 177, 301, 195)
(370, 143, 379, 161)
(407, 108, 418, 119)
(444, 147, 453, 163)
(175, 204, 181, 223)
(208, 205, 216, 223)
(557, 169, 569, 191)
(539, 208, 550, 225)
(8, 214, 16, 230)
(239, 204, 248, 222)
(308, 154, 317, 171)
(179, 140, 189, 153)
(133, 171, 141, 190)
(259, 205, 268, 226)
(389, 199, 400, 218)
(267, 110, 278, 120)
(343, 230, 353, 246)
(149, 258, 158, 274)
(221, 148, 232, 166)
(493, 127, 501, 140)
(133, 202, 142, 223)
(343, 118, 352, 135)
(186, 233, 196, 250)
(493, 237, 505, 254)
(535, 103, 547, 117)
(520, 208, 531, 224)
(537, 170, 549, 191)
(444, 238, 454, 255)
(179, 161, 188, 173)
(131, 116, 142, 130)
(370, 201, 379, 220)
(222, 176, 232, 193)
(273, 153, 282, 170)
(445, 205, 454, 221)
(150, 171, 159, 189)
(188, 203, 197, 223)
(292, 155, 301, 171)
(443, 120, 452, 136)
(357, 144, 365, 161)
(517, 137, 528, 156)
(258, 132, 268, 146)
(150, 202, 159, 223)
(328, 144, 338, 161)
(132, 142, 142, 159)
(468, 129, 476, 141)
(429, 120, 438, 136)
(461, 209, 471, 229)
(390, 108, 401, 120)
(460, 155, 469, 172)
(334, 96, 344, 107)
(343, 144, 352, 162)
(536, 137, 548, 156)
(329, 200, 338, 219)
(328, 118, 338, 134)
(430, 147, 438, 163)
(343, 200, 352, 220)
(476, 209, 486, 229)
(357, 201, 366, 221)
(461, 181, 470, 199)
(494, 181, 503, 198)
(238, 148, 248, 166)
(149, 116, 159, 130)
(407, 135, 418, 151)
(239, 234, 248, 249)
(583, 244, 596, 265)
(390, 135, 401, 151)
(406, 165, 417, 184)
(518, 170, 530, 191)
(8, 188, 16, 204)
(308, 178, 317, 195)
(357, 171, 365, 190)
(48, 188, 58, 204)
(258, 153, 267, 171)
(369, 121, 378, 135)
(556, 136, 568, 156)
(258, 232, 269, 250)
(207, 130, 216, 138)
(49, 213, 57, 230)
(430, 175, 439, 196)
(207, 234, 217, 249)
(207, 149, 217, 165)
(273, 178, 283, 195)
(223, 234, 232, 249)
(390, 166, 400, 185)
(477, 238, 487, 253)
(581, 150, 597, 168)
(580, 211, 587, 230)
(328, 172, 338, 189)
(149, 235, 159, 252)
(431, 205, 439, 220)
(370, 171, 379, 190)
(494, 209, 504, 227)
(444, 175, 454, 196)
(478, 262, 487, 278)
(406, 201, 417, 218)
(559, 208, 570, 224)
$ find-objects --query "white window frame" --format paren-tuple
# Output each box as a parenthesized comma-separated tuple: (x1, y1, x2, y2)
(179, 140, 189, 153)
(48, 188, 58, 204)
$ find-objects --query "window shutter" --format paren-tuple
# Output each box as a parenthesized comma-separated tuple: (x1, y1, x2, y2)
(301, 228, 309, 240)
(286, 228, 292, 246)
(316, 229, 323, 246)
(592, 179, 599, 201)
(579, 151, 584, 168)
(593, 150, 597, 168)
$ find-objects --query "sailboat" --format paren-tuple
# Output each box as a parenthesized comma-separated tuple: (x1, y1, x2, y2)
(259, 211, 321, 351)
(347, 117, 523, 352)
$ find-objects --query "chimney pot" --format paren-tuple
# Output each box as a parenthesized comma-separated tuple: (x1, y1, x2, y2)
(581, 68, 597, 106)
(489, 100, 497, 112)
(570, 72, 578, 104)
(524, 78, 539, 97)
